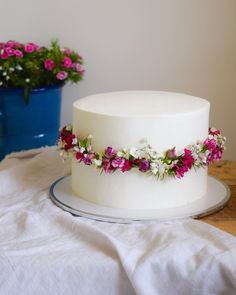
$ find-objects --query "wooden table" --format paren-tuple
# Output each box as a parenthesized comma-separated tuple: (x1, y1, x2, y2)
(202, 161, 236, 236)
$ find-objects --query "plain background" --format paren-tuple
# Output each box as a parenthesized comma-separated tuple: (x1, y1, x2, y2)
(0, 0, 235, 159)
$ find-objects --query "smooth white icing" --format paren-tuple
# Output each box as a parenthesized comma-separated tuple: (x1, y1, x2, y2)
(72, 91, 210, 209)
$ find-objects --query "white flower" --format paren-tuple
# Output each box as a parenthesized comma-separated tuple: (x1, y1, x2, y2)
(6, 76, 10, 80)
(72, 137, 77, 145)
(0, 81, 2, 86)
(2, 72, 7, 76)
(93, 159, 102, 167)
(9, 67, 15, 72)
(0, 66, 2, 70)
(65, 125, 72, 131)
(87, 134, 93, 139)
(16, 65, 23, 70)
(130, 147, 139, 158)
(25, 78, 30, 83)
(80, 147, 85, 153)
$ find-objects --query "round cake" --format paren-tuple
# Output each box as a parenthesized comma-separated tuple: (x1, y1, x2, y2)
(71, 91, 210, 209)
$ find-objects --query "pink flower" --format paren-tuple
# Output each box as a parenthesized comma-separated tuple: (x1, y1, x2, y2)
(111, 157, 125, 168)
(5, 47, 15, 56)
(175, 165, 189, 179)
(24, 43, 36, 53)
(182, 149, 194, 169)
(103, 159, 115, 173)
(14, 49, 23, 58)
(204, 138, 217, 151)
(139, 159, 150, 172)
(83, 153, 95, 165)
(121, 159, 132, 172)
(0, 51, 8, 59)
(44, 58, 55, 71)
(6, 40, 17, 48)
(105, 146, 116, 158)
(56, 71, 68, 80)
(63, 56, 72, 68)
(63, 48, 71, 55)
(74, 63, 85, 74)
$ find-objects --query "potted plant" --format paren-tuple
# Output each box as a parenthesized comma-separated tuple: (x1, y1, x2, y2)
(0, 40, 84, 159)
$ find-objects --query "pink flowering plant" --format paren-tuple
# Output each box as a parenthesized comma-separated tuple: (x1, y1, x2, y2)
(0, 40, 84, 104)
(58, 126, 226, 180)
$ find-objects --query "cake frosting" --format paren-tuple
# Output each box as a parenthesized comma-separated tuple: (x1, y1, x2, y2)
(70, 91, 210, 209)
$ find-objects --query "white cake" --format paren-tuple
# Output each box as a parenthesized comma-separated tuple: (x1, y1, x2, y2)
(71, 91, 210, 209)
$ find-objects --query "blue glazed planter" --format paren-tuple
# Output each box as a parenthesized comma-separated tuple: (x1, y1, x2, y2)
(0, 85, 62, 160)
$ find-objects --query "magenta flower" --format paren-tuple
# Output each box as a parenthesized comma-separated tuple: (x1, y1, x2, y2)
(121, 159, 132, 172)
(44, 58, 55, 71)
(105, 146, 116, 158)
(24, 43, 36, 53)
(83, 153, 95, 165)
(111, 157, 125, 168)
(174, 165, 189, 179)
(14, 50, 23, 58)
(63, 56, 72, 68)
(56, 71, 68, 80)
(0, 51, 8, 59)
(204, 138, 217, 151)
(103, 159, 116, 173)
(5, 47, 15, 56)
(182, 149, 194, 169)
(139, 159, 150, 172)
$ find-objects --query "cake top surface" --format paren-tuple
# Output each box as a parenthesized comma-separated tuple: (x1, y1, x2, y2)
(73, 91, 209, 117)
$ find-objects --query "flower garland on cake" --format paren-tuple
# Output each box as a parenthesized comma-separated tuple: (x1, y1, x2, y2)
(58, 126, 226, 179)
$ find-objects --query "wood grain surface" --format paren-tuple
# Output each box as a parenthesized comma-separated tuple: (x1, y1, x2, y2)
(202, 160, 236, 236)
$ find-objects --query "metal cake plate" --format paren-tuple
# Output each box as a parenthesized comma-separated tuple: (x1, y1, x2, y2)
(49, 175, 230, 223)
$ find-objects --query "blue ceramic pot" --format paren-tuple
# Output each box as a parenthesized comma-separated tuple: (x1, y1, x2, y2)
(0, 85, 62, 159)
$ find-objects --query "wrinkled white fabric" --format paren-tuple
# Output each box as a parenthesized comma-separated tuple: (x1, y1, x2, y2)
(0, 147, 236, 295)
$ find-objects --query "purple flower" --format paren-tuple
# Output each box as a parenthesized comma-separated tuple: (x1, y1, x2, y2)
(56, 71, 68, 80)
(103, 159, 116, 173)
(83, 153, 95, 165)
(111, 157, 125, 168)
(139, 159, 150, 172)
(105, 146, 116, 158)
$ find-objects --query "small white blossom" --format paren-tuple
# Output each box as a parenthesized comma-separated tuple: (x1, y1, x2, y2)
(6, 76, 10, 80)
(9, 67, 15, 72)
(0, 81, 2, 86)
(72, 137, 77, 145)
(0, 66, 2, 70)
(80, 147, 85, 153)
(87, 134, 93, 139)
(2, 72, 7, 76)
(25, 78, 30, 83)
(93, 159, 102, 167)
(16, 65, 23, 70)
(65, 125, 72, 131)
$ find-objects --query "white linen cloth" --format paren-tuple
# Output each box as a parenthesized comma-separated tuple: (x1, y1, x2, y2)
(0, 147, 236, 295)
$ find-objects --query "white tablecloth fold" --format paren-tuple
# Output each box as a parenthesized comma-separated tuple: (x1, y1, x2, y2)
(0, 147, 236, 295)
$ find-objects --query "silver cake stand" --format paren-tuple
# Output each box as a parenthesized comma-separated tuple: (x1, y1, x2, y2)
(49, 175, 230, 223)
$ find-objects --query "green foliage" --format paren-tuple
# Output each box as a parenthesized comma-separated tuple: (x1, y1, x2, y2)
(0, 40, 84, 103)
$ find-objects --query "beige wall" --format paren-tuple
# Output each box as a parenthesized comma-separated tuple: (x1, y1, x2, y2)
(1, 0, 235, 159)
